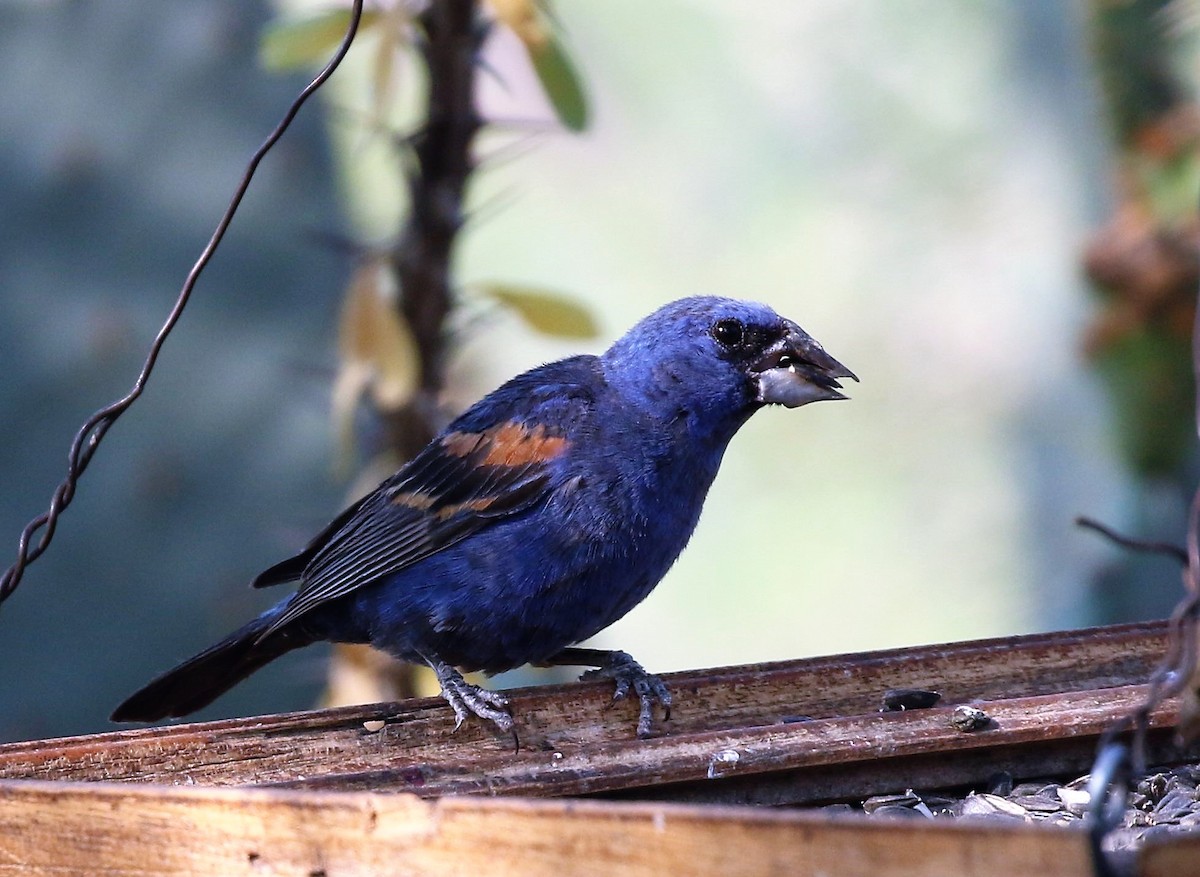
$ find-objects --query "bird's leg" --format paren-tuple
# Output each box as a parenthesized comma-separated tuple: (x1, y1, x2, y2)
(542, 647, 671, 738)
(424, 656, 514, 734)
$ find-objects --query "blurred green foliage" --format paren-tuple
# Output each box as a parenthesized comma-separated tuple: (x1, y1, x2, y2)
(1093, 329, 1195, 477)
(1089, 0, 1182, 145)
(1084, 0, 1199, 479)
(260, 8, 380, 72)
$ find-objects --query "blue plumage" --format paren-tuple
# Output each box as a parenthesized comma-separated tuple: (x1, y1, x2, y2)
(113, 297, 855, 737)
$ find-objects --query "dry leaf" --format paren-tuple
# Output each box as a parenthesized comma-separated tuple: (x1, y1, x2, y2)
(486, 0, 547, 49)
(370, 3, 416, 124)
(333, 259, 420, 469)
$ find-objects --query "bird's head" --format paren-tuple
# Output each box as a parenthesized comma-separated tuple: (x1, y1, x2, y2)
(601, 297, 856, 433)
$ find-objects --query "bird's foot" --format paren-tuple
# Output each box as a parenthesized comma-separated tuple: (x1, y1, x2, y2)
(580, 650, 672, 738)
(429, 660, 513, 734)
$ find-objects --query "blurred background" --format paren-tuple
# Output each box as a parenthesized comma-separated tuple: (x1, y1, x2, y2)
(0, 0, 1196, 741)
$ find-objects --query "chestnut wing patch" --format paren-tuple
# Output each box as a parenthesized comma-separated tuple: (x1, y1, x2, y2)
(258, 420, 569, 637)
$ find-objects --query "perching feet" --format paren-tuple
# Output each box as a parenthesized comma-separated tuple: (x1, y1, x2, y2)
(429, 658, 513, 733)
(564, 648, 672, 738)
(427, 648, 671, 740)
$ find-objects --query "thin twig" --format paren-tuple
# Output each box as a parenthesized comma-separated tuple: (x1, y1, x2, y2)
(0, 0, 365, 607)
(1075, 515, 1189, 566)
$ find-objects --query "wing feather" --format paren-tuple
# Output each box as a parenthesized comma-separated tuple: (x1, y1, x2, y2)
(259, 428, 565, 638)
(254, 356, 602, 638)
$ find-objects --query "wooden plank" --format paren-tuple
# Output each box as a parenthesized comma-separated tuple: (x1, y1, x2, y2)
(605, 725, 1194, 807)
(0, 621, 1171, 802)
(1140, 832, 1200, 877)
(267, 684, 1183, 796)
(0, 780, 1103, 877)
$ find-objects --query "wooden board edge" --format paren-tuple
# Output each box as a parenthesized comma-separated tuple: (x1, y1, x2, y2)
(0, 779, 1106, 876)
(1137, 830, 1200, 877)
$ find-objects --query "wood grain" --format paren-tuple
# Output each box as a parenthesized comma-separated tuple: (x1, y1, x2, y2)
(0, 780, 1101, 877)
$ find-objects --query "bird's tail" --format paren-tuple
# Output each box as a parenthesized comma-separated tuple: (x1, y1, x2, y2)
(111, 608, 313, 723)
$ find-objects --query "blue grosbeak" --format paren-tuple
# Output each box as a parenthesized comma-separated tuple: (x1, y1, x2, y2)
(113, 297, 854, 737)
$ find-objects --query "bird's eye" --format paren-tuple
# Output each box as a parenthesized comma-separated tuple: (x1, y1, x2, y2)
(711, 318, 745, 348)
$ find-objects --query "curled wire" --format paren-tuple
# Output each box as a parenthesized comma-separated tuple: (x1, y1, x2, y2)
(1083, 521, 1200, 877)
(1077, 501, 1200, 767)
(0, 0, 364, 607)
(1083, 589, 1199, 877)
(1087, 742, 1131, 877)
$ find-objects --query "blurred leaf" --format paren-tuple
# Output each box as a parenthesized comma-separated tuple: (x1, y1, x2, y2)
(530, 35, 589, 132)
(370, 3, 416, 123)
(478, 283, 598, 338)
(485, 0, 589, 131)
(334, 260, 420, 470)
(1135, 152, 1200, 226)
(260, 8, 380, 72)
(340, 259, 420, 409)
(486, 0, 544, 45)
(1094, 327, 1195, 477)
(331, 362, 373, 473)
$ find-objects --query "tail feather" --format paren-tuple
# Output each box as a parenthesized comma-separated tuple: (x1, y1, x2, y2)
(111, 613, 312, 723)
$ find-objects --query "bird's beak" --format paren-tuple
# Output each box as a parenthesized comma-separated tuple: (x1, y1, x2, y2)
(752, 322, 858, 408)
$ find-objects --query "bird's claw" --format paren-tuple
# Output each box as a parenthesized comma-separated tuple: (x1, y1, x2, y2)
(580, 650, 672, 738)
(431, 660, 513, 734)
